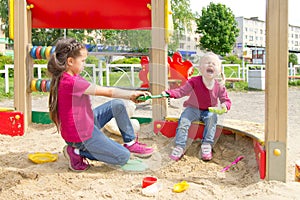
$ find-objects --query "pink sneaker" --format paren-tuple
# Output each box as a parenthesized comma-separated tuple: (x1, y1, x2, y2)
(169, 146, 184, 161)
(124, 142, 154, 158)
(63, 145, 90, 171)
(201, 143, 212, 161)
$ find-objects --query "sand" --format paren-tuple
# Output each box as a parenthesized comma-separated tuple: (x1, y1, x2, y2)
(0, 88, 299, 200)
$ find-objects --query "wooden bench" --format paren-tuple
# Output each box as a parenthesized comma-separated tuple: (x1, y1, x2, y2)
(225, 78, 244, 88)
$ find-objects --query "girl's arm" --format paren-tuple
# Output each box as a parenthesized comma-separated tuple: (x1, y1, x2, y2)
(84, 84, 150, 103)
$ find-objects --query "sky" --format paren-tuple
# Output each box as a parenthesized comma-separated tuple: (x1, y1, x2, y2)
(190, 0, 300, 26)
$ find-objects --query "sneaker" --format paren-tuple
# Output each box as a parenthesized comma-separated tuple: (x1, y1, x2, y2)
(200, 143, 212, 161)
(169, 146, 184, 161)
(63, 145, 90, 171)
(124, 142, 154, 158)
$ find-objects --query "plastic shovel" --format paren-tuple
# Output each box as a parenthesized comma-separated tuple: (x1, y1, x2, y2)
(137, 93, 169, 101)
(221, 156, 244, 172)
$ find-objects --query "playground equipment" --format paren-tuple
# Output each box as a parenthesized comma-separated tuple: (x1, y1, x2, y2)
(0, 109, 24, 136)
(30, 46, 55, 60)
(10, 0, 290, 181)
(139, 52, 193, 89)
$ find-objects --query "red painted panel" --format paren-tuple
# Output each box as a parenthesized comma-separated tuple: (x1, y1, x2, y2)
(0, 111, 24, 137)
(27, 0, 151, 29)
(253, 140, 266, 179)
(153, 120, 222, 140)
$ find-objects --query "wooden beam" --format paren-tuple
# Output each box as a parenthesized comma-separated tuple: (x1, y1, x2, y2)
(150, 0, 168, 121)
(265, 0, 288, 181)
(14, 0, 32, 129)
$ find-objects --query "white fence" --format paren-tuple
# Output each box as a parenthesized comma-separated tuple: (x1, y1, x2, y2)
(1, 64, 96, 93)
(99, 64, 141, 87)
(1, 63, 142, 93)
(221, 64, 244, 80)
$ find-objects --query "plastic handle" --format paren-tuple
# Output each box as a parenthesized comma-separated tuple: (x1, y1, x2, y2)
(221, 156, 244, 172)
(137, 93, 169, 101)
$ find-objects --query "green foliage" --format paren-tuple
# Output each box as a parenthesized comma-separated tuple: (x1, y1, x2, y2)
(289, 53, 298, 65)
(0, 0, 9, 38)
(0, 54, 13, 77)
(196, 2, 239, 56)
(169, 0, 195, 52)
(111, 58, 141, 64)
(223, 55, 242, 65)
(86, 55, 99, 66)
(225, 81, 248, 92)
(289, 79, 300, 86)
(171, 0, 195, 33)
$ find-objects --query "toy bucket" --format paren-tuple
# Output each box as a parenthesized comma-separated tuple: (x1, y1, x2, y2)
(142, 176, 157, 188)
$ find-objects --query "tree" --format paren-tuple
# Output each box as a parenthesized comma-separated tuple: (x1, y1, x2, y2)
(195, 2, 239, 56)
(289, 53, 298, 65)
(0, 0, 9, 40)
(169, 0, 195, 52)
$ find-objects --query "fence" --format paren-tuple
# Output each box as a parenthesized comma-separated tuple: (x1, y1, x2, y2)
(99, 64, 141, 87)
(1, 64, 96, 93)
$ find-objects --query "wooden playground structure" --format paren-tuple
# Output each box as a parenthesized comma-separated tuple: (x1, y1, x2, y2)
(1, 0, 290, 181)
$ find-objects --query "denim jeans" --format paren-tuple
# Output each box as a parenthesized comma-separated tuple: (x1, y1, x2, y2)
(67, 99, 135, 166)
(175, 107, 217, 149)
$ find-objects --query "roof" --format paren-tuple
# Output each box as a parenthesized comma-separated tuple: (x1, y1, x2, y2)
(26, 0, 152, 29)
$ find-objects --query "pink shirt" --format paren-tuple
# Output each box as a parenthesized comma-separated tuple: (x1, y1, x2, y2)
(58, 72, 94, 142)
(166, 76, 231, 111)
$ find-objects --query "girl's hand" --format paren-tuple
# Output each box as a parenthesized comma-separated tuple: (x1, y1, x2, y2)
(221, 103, 228, 113)
(130, 91, 151, 103)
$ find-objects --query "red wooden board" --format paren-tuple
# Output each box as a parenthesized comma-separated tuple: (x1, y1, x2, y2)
(27, 0, 151, 29)
(0, 111, 24, 136)
(153, 120, 222, 140)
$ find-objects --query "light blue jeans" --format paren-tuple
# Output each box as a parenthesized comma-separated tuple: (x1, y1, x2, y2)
(175, 107, 218, 149)
(67, 99, 134, 166)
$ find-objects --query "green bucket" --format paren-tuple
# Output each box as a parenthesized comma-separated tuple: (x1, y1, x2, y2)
(32, 111, 52, 124)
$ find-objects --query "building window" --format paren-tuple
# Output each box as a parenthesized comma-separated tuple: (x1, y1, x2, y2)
(179, 43, 184, 49)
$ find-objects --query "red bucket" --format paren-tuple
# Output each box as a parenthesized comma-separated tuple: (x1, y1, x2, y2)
(142, 176, 157, 188)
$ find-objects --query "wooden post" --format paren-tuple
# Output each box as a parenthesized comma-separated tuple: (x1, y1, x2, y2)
(14, 0, 32, 130)
(150, 0, 168, 121)
(265, 0, 288, 181)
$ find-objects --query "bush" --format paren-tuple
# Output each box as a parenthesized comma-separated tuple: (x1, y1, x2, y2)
(0, 54, 14, 78)
(111, 57, 141, 64)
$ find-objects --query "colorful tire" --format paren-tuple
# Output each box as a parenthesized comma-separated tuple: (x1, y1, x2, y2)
(35, 79, 42, 92)
(46, 80, 51, 92)
(31, 79, 37, 92)
(45, 46, 52, 59)
(40, 46, 47, 59)
(41, 79, 47, 92)
(50, 46, 56, 55)
(30, 46, 37, 59)
(35, 46, 42, 59)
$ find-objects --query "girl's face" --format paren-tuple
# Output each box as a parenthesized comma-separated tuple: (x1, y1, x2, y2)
(199, 56, 220, 80)
(66, 49, 88, 75)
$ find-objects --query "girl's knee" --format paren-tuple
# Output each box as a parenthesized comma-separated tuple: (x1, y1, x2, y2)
(118, 150, 130, 166)
(112, 99, 126, 110)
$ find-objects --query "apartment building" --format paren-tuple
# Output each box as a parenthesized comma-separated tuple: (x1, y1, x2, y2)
(234, 16, 300, 64)
(176, 20, 202, 61)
